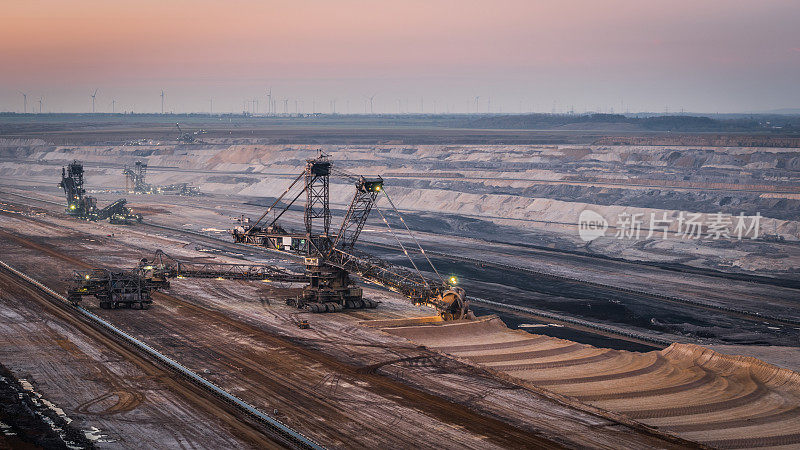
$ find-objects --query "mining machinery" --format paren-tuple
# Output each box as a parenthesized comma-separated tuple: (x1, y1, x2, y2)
(176, 122, 206, 144)
(59, 160, 142, 223)
(159, 183, 200, 196)
(136, 249, 306, 285)
(123, 161, 149, 193)
(123, 160, 200, 196)
(58, 160, 94, 217)
(67, 249, 306, 310)
(231, 154, 469, 319)
(99, 199, 142, 224)
(66, 269, 155, 309)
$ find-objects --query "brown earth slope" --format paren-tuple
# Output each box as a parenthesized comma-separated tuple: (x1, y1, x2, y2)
(386, 316, 800, 449)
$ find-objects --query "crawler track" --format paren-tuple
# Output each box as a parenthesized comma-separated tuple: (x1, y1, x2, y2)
(0, 261, 321, 450)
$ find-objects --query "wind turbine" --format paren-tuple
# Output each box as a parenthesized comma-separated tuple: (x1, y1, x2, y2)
(209, 98, 213, 114)
(18, 91, 28, 113)
(266, 88, 272, 115)
(364, 94, 376, 114)
(160, 89, 165, 114)
(111, 99, 116, 114)
(38, 96, 43, 114)
(90, 89, 98, 113)
(283, 98, 289, 114)
(473, 96, 480, 114)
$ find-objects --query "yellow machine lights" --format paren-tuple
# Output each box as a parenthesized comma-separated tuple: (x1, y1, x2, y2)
(361, 178, 384, 193)
(69, 204, 76, 210)
(449, 276, 458, 285)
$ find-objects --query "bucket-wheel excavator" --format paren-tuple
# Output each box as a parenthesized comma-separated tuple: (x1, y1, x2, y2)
(58, 160, 94, 217)
(58, 160, 142, 224)
(231, 154, 469, 320)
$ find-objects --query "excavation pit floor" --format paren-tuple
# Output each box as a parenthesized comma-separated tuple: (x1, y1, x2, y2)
(2, 120, 800, 449)
(0, 196, 696, 449)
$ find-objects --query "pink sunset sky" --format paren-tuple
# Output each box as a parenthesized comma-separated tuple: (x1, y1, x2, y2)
(2, 0, 798, 113)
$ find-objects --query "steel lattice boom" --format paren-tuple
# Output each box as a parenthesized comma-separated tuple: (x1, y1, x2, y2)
(230, 155, 470, 319)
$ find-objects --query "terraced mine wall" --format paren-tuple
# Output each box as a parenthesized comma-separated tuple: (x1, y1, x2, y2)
(2, 140, 799, 277)
(386, 316, 800, 449)
(595, 135, 800, 148)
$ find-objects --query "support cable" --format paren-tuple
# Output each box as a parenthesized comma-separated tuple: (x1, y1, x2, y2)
(329, 248, 426, 288)
(330, 167, 360, 183)
(374, 203, 429, 288)
(247, 172, 304, 233)
(381, 190, 445, 285)
(267, 185, 307, 229)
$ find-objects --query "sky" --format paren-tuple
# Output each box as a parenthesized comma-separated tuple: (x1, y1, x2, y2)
(1, 0, 799, 114)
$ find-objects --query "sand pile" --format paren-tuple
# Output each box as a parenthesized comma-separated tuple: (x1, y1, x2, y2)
(386, 316, 800, 449)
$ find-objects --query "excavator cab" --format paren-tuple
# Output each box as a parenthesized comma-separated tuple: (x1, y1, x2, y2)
(358, 178, 383, 193)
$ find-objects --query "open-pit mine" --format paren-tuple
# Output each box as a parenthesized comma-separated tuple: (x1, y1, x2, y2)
(1, 115, 799, 449)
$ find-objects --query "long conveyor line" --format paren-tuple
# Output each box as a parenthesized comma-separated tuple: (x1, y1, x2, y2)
(0, 259, 324, 450)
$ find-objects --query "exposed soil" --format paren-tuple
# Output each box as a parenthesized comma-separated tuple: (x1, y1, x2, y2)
(0, 363, 95, 449)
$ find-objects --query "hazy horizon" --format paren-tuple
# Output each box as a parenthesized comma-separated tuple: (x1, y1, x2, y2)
(2, 0, 799, 114)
